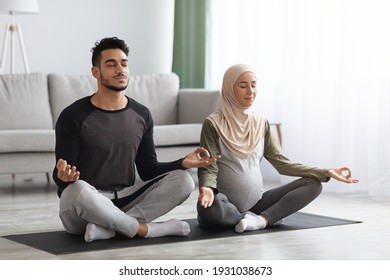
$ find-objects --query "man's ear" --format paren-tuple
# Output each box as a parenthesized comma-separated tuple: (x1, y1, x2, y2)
(91, 66, 100, 79)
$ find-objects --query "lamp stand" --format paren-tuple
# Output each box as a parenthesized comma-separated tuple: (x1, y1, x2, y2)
(0, 12, 30, 74)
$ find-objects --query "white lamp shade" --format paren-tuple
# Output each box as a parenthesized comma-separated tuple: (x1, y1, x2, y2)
(0, 0, 39, 14)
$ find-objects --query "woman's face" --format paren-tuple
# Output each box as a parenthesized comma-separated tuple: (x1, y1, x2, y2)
(233, 71, 257, 108)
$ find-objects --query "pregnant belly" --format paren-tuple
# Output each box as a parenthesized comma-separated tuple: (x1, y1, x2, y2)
(217, 166, 263, 212)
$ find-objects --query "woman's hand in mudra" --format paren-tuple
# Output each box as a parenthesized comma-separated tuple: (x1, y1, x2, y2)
(327, 167, 359, 183)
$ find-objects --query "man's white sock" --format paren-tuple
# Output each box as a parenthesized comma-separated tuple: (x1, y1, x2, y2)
(84, 223, 116, 242)
(235, 212, 267, 233)
(144, 219, 190, 238)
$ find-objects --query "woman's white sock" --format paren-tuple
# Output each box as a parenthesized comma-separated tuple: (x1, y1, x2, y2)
(144, 219, 190, 238)
(235, 212, 267, 233)
(84, 223, 116, 242)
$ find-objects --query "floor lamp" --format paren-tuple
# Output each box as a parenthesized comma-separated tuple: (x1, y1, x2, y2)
(0, 0, 39, 74)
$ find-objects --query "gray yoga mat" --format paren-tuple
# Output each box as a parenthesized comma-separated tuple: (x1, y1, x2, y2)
(2, 212, 361, 255)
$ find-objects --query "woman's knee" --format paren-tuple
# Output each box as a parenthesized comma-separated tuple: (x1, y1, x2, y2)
(304, 177, 323, 198)
(197, 193, 243, 228)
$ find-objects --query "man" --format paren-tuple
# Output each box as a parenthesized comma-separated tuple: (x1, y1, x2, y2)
(53, 37, 219, 242)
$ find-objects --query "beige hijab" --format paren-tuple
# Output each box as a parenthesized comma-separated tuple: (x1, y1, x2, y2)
(207, 64, 265, 158)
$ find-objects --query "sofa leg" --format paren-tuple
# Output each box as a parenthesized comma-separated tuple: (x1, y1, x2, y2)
(11, 174, 16, 194)
(46, 173, 50, 183)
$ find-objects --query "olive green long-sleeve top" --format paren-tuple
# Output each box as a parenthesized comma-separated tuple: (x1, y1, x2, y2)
(198, 118, 329, 211)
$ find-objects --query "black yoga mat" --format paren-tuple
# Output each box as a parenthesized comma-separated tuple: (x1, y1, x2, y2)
(2, 212, 361, 255)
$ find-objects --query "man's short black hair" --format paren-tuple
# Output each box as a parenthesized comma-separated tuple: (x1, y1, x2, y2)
(91, 37, 129, 66)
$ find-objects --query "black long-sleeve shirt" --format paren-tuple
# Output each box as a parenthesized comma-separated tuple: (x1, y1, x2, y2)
(53, 95, 184, 197)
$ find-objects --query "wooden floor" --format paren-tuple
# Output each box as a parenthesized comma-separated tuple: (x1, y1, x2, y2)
(1, 173, 390, 260)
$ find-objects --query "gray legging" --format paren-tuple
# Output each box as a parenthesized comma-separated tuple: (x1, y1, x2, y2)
(197, 177, 322, 229)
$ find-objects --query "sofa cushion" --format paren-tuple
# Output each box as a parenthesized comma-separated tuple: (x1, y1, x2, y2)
(48, 74, 96, 125)
(128, 73, 179, 125)
(0, 73, 53, 129)
(153, 124, 201, 147)
(48, 73, 179, 126)
(0, 130, 55, 152)
(178, 89, 220, 124)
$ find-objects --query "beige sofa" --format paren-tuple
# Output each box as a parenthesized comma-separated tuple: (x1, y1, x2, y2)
(0, 72, 220, 182)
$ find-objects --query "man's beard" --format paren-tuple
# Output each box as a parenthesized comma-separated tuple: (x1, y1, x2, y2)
(101, 75, 128, 91)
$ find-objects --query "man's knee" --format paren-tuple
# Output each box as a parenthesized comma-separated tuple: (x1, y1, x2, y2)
(59, 180, 93, 234)
(59, 210, 87, 235)
(169, 170, 195, 196)
(60, 180, 95, 210)
(61, 180, 90, 197)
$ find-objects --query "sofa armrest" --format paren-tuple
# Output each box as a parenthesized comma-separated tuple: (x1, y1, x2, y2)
(177, 89, 220, 124)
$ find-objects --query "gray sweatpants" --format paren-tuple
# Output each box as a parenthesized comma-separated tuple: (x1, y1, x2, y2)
(59, 170, 194, 238)
(197, 177, 322, 229)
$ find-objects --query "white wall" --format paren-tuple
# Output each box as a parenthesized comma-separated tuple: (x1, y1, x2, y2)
(0, 0, 174, 75)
